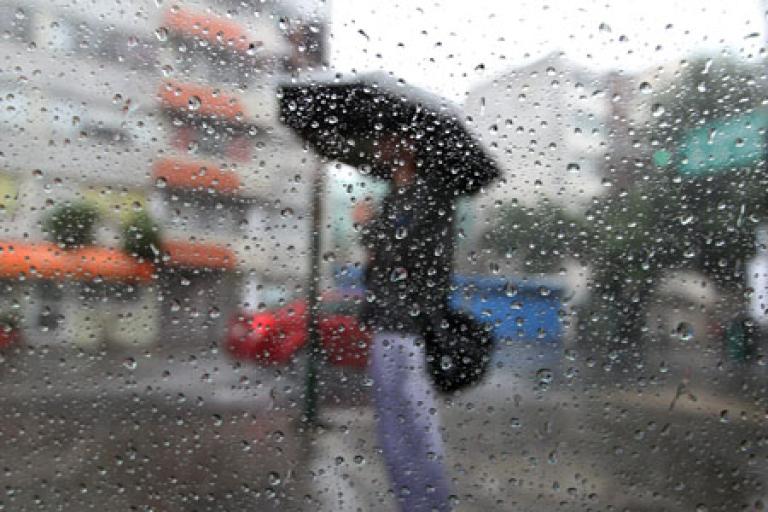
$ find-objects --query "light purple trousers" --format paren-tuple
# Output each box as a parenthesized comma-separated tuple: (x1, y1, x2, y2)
(369, 331, 453, 512)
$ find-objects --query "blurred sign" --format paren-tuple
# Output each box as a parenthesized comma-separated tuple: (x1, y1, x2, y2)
(678, 109, 768, 175)
(652, 149, 672, 168)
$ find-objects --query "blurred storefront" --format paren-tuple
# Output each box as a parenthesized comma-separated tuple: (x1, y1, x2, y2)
(0, 0, 328, 349)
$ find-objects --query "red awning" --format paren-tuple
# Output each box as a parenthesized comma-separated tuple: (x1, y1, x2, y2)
(163, 7, 259, 53)
(158, 80, 246, 120)
(162, 240, 236, 270)
(153, 157, 241, 194)
(0, 242, 155, 283)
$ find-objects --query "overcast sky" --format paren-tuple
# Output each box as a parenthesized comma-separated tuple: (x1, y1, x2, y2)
(328, 0, 767, 101)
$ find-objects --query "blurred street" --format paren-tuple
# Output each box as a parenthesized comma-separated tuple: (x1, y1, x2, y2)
(1, 336, 765, 511)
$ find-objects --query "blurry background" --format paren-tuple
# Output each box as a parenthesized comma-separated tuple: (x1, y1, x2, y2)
(0, 0, 767, 511)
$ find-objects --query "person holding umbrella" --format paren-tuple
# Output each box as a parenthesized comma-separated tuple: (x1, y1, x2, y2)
(279, 72, 500, 511)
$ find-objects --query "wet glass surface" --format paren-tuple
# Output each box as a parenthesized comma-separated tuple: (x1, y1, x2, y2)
(0, 1, 767, 510)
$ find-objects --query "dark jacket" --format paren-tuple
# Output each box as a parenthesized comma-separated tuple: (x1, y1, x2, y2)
(361, 177, 455, 333)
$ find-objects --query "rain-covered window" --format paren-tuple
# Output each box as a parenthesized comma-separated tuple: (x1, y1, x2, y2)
(0, 1, 766, 511)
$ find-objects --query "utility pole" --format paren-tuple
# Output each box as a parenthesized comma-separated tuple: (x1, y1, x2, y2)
(302, 166, 324, 428)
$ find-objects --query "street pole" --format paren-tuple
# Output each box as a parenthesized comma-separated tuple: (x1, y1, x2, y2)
(303, 165, 324, 427)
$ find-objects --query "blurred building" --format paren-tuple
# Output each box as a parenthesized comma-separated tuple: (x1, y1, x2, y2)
(0, 0, 327, 349)
(456, 53, 618, 304)
(464, 52, 611, 213)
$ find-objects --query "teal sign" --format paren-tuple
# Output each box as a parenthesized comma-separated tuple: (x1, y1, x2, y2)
(652, 149, 672, 168)
(678, 109, 768, 175)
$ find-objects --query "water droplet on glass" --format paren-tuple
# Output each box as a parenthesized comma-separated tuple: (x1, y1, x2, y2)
(155, 27, 169, 41)
(390, 267, 408, 282)
(675, 322, 693, 342)
(639, 81, 653, 94)
(566, 162, 580, 173)
(536, 368, 553, 387)
(123, 357, 137, 370)
(188, 96, 201, 111)
(651, 103, 665, 117)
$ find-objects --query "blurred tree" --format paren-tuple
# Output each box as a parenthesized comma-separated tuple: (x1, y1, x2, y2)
(42, 201, 99, 249)
(485, 55, 768, 354)
(584, 54, 768, 348)
(650, 55, 768, 291)
(653, 56, 765, 150)
(483, 199, 588, 274)
(122, 211, 161, 261)
(584, 186, 684, 346)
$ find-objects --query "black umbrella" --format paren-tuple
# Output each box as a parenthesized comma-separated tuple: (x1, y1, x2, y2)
(276, 72, 501, 425)
(278, 71, 501, 195)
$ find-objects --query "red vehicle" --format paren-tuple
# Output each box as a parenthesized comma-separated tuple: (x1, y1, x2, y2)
(223, 290, 372, 368)
(0, 314, 21, 351)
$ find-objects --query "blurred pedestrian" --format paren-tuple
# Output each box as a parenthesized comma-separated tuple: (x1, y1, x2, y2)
(360, 135, 455, 512)
(278, 73, 500, 511)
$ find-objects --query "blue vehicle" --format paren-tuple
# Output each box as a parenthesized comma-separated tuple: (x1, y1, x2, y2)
(333, 266, 565, 365)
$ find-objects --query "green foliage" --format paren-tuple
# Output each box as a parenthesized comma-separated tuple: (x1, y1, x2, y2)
(485, 55, 768, 345)
(484, 200, 588, 273)
(121, 211, 161, 261)
(580, 55, 768, 343)
(647, 55, 768, 289)
(579, 56, 768, 289)
(42, 201, 99, 249)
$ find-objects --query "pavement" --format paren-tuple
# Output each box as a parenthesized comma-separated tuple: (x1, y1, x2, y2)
(0, 336, 766, 511)
(306, 368, 767, 512)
